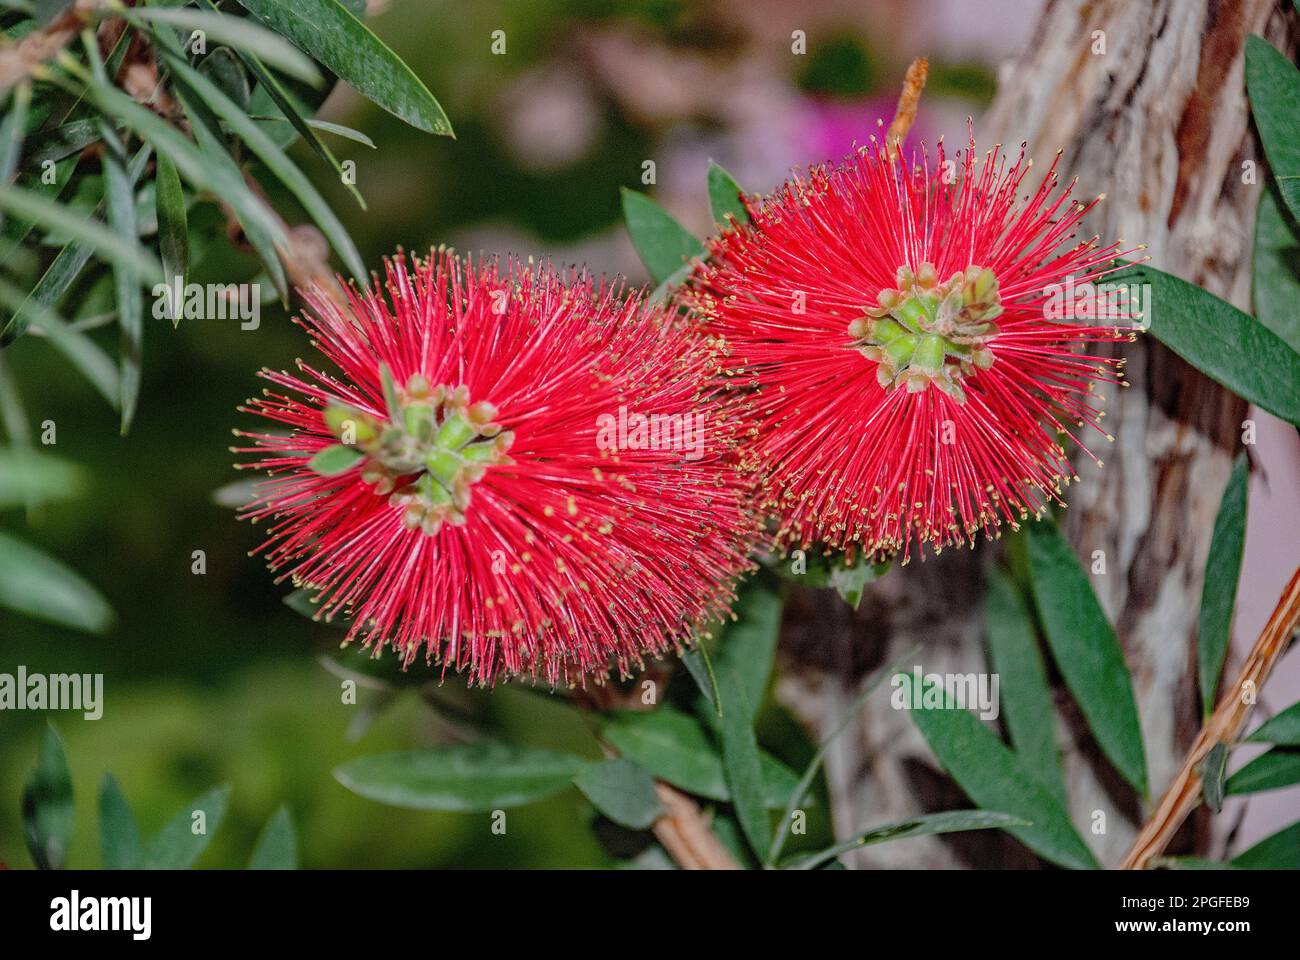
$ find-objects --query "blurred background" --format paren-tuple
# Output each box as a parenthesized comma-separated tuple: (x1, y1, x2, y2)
(2, 0, 1295, 868)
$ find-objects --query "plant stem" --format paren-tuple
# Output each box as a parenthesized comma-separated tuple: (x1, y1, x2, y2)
(1120, 565, 1300, 869)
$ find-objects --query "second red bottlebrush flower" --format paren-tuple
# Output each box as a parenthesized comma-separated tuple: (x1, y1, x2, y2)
(234, 252, 757, 686)
(690, 134, 1143, 560)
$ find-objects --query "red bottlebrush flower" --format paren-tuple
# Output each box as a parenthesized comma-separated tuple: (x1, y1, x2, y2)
(234, 252, 757, 686)
(690, 134, 1142, 560)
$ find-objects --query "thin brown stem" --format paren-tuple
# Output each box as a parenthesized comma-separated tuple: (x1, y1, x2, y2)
(651, 781, 742, 870)
(1121, 565, 1300, 869)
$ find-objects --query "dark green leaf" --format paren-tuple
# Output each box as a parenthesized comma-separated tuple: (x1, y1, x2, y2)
(1252, 185, 1300, 353)
(906, 673, 1098, 869)
(573, 758, 662, 830)
(235, 0, 452, 135)
(1246, 35, 1300, 225)
(1200, 742, 1229, 813)
(709, 576, 781, 723)
(0, 277, 120, 406)
(0, 184, 160, 280)
(308, 443, 364, 475)
(1198, 454, 1248, 713)
(984, 567, 1065, 803)
(334, 744, 589, 811)
(0, 529, 114, 633)
(1230, 819, 1300, 869)
(1026, 517, 1147, 795)
(1111, 263, 1300, 426)
(621, 187, 703, 285)
(707, 160, 748, 226)
(22, 724, 74, 870)
(598, 706, 798, 806)
(715, 672, 771, 861)
(131, 6, 321, 85)
(154, 152, 188, 327)
(1246, 700, 1300, 745)
(1225, 747, 1300, 795)
(782, 810, 1028, 870)
(101, 152, 142, 435)
(248, 806, 297, 869)
(99, 774, 142, 870)
(143, 785, 230, 869)
(0, 449, 86, 509)
(0, 82, 31, 231)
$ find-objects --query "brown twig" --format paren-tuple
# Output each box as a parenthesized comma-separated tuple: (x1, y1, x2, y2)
(1120, 565, 1300, 869)
(885, 57, 929, 161)
(651, 781, 742, 870)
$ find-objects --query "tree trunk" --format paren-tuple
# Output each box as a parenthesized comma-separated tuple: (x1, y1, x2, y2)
(776, 0, 1293, 869)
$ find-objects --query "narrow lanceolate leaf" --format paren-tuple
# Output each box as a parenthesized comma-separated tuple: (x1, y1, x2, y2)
(906, 673, 1099, 870)
(22, 724, 74, 870)
(0, 450, 86, 509)
(1245, 35, 1300, 225)
(1200, 742, 1229, 814)
(0, 530, 114, 633)
(308, 444, 363, 475)
(715, 673, 771, 862)
(102, 152, 143, 435)
(1026, 518, 1148, 796)
(248, 806, 298, 870)
(143, 785, 231, 869)
(1110, 263, 1300, 427)
(1225, 748, 1300, 795)
(573, 758, 662, 830)
(707, 576, 782, 724)
(1198, 454, 1249, 713)
(1246, 700, 1300, 745)
(0, 82, 31, 230)
(621, 187, 704, 285)
(235, 0, 453, 135)
(154, 153, 188, 328)
(1253, 186, 1300, 353)
(149, 38, 366, 279)
(1230, 819, 1300, 869)
(707, 160, 749, 226)
(598, 706, 798, 806)
(334, 744, 590, 811)
(782, 810, 1029, 870)
(0, 184, 160, 281)
(99, 774, 143, 870)
(129, 6, 321, 86)
(984, 568, 1065, 803)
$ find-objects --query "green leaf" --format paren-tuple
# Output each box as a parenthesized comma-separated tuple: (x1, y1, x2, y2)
(598, 706, 798, 806)
(707, 160, 749, 226)
(22, 724, 74, 870)
(0, 183, 160, 281)
(99, 774, 142, 870)
(0, 529, 114, 633)
(906, 673, 1098, 869)
(0, 449, 86, 509)
(709, 576, 781, 723)
(142, 785, 230, 869)
(308, 443, 364, 475)
(1245, 35, 1300, 225)
(148, 31, 366, 281)
(1111, 263, 1300, 426)
(154, 153, 188, 327)
(1198, 454, 1248, 713)
(235, 0, 452, 135)
(1230, 819, 1300, 869)
(1246, 700, 1300, 745)
(573, 758, 662, 830)
(1225, 747, 1300, 795)
(334, 744, 590, 811)
(984, 567, 1065, 803)
(1200, 742, 1229, 814)
(621, 187, 704, 285)
(130, 6, 322, 86)
(1026, 517, 1147, 796)
(715, 672, 771, 862)
(101, 151, 142, 435)
(0, 82, 31, 231)
(248, 806, 298, 869)
(782, 810, 1029, 870)
(303, 118, 376, 148)
(1252, 185, 1300, 353)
